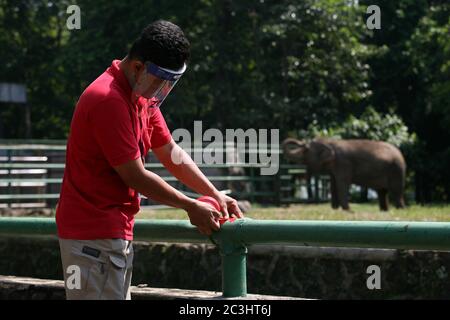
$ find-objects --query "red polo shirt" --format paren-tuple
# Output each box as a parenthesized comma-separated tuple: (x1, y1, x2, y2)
(56, 60, 172, 240)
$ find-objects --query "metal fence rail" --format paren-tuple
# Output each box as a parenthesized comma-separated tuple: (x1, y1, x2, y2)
(1, 140, 331, 207)
(0, 217, 449, 297)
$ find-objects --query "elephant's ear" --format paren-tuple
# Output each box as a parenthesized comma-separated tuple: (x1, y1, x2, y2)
(317, 142, 335, 166)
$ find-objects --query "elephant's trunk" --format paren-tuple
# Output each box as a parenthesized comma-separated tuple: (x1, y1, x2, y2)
(282, 138, 307, 163)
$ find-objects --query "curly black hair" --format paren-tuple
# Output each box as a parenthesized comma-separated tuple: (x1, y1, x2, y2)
(128, 20, 190, 70)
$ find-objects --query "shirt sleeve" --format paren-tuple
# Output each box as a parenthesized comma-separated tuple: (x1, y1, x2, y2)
(90, 98, 141, 167)
(149, 108, 172, 149)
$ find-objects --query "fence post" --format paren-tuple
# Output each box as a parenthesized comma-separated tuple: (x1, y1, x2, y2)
(219, 240, 248, 298)
(274, 166, 281, 206)
(7, 149, 12, 208)
(249, 167, 255, 203)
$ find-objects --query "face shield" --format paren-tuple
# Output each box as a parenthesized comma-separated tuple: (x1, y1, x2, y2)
(132, 61, 186, 108)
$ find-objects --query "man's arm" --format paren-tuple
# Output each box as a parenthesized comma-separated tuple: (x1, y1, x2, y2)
(113, 157, 222, 236)
(152, 139, 243, 218)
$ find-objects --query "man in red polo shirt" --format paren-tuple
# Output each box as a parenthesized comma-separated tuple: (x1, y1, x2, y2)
(56, 20, 243, 300)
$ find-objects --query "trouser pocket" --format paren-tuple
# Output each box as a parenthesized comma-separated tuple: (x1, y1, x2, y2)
(100, 253, 127, 299)
(60, 239, 132, 300)
(63, 244, 109, 300)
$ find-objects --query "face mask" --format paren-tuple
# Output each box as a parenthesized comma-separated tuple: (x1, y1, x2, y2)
(132, 61, 186, 108)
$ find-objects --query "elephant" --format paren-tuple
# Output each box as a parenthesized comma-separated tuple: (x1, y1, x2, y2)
(282, 138, 406, 211)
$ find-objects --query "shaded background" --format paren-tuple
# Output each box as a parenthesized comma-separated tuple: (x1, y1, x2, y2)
(0, 0, 449, 203)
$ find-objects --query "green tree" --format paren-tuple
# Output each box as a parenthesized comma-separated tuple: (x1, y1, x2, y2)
(360, 0, 450, 202)
(299, 107, 416, 147)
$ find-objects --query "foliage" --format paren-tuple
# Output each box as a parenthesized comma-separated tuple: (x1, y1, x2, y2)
(0, 0, 449, 201)
(360, 0, 450, 202)
(298, 107, 416, 148)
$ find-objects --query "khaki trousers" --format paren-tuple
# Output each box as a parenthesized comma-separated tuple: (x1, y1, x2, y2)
(59, 238, 133, 300)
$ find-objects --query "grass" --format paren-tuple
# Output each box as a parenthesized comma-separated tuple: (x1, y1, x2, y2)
(136, 202, 450, 222)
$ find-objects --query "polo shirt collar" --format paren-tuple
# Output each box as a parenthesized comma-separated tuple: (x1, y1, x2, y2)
(109, 59, 134, 103)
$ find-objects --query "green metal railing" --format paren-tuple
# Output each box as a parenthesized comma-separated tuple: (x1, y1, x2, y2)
(1, 217, 450, 297)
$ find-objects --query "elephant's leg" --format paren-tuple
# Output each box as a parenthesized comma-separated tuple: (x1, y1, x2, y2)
(396, 196, 406, 208)
(377, 189, 389, 211)
(388, 177, 406, 209)
(390, 190, 405, 209)
(335, 175, 351, 211)
(330, 175, 339, 209)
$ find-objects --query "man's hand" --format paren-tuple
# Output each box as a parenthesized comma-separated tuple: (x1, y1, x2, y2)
(211, 193, 244, 219)
(152, 140, 244, 228)
(153, 141, 243, 220)
(184, 200, 222, 236)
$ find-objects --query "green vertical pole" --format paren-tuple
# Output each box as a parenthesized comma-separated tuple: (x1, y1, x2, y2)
(220, 241, 248, 298)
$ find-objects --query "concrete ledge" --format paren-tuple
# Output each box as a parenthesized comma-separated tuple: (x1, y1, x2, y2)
(248, 245, 398, 261)
(4, 238, 448, 298)
(0, 276, 305, 300)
